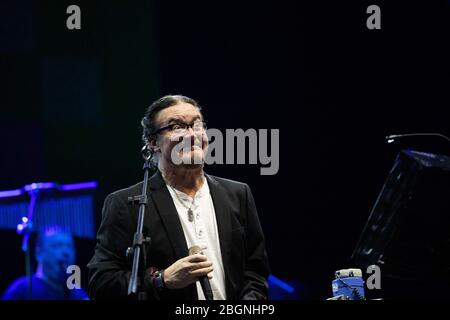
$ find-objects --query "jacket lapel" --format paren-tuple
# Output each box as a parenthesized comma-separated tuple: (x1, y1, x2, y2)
(205, 174, 234, 298)
(147, 170, 189, 260)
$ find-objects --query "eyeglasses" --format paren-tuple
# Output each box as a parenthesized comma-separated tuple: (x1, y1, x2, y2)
(152, 120, 207, 135)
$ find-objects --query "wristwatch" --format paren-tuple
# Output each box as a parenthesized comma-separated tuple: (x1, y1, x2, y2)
(153, 269, 166, 291)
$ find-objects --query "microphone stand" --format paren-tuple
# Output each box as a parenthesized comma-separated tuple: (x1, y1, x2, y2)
(126, 146, 158, 299)
(17, 184, 41, 300)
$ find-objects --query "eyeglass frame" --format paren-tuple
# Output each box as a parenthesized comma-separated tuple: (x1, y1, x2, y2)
(150, 119, 207, 136)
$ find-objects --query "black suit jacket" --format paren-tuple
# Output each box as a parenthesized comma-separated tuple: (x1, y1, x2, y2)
(87, 170, 270, 300)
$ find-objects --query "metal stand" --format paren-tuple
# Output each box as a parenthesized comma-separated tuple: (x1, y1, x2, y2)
(126, 146, 157, 299)
(16, 184, 41, 300)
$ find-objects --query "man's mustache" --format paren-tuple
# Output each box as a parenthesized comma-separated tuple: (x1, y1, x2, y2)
(171, 135, 207, 148)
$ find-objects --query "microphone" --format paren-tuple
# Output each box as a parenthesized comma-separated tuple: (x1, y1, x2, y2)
(385, 133, 450, 144)
(58, 260, 69, 280)
(188, 245, 214, 300)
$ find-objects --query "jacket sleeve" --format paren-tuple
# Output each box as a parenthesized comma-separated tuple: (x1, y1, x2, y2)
(239, 184, 270, 300)
(87, 193, 156, 299)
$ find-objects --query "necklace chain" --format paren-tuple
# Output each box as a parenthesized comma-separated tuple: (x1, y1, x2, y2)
(169, 185, 195, 222)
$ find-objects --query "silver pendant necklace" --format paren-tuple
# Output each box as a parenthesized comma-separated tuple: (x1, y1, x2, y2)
(170, 186, 195, 222)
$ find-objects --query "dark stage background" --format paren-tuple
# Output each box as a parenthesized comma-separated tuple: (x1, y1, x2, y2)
(0, 0, 449, 299)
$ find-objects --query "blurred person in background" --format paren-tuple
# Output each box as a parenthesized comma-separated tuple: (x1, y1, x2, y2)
(2, 226, 88, 300)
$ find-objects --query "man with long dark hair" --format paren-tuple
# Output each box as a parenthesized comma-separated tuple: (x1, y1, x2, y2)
(88, 95, 269, 300)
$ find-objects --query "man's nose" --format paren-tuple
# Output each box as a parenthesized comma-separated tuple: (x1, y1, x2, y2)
(187, 126, 195, 135)
(61, 249, 72, 259)
(185, 127, 196, 140)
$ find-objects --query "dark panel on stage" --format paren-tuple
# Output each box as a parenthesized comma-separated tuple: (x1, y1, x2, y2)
(352, 149, 450, 299)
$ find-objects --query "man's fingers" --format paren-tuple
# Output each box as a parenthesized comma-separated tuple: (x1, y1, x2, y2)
(186, 253, 207, 263)
(189, 261, 212, 270)
(190, 266, 213, 277)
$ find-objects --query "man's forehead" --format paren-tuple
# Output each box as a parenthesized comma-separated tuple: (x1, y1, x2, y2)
(44, 232, 73, 244)
(156, 103, 202, 124)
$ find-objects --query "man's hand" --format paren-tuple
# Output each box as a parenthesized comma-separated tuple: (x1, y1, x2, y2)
(163, 254, 213, 289)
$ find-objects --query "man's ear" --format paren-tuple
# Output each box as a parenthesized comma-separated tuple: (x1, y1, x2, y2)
(149, 135, 160, 153)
